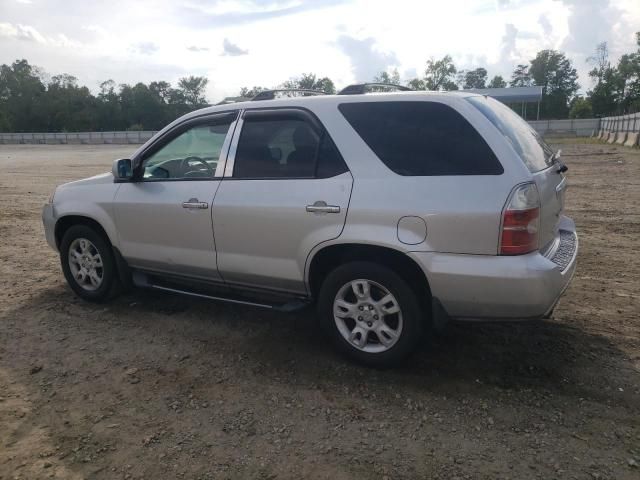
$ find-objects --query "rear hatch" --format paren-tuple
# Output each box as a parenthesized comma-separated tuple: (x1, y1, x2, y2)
(467, 96, 565, 250)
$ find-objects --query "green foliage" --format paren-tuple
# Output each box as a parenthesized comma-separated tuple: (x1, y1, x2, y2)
(282, 73, 336, 94)
(569, 97, 593, 118)
(510, 64, 532, 87)
(238, 86, 268, 98)
(462, 68, 488, 89)
(0, 59, 210, 132)
(409, 56, 458, 91)
(488, 75, 507, 88)
(529, 50, 579, 119)
(374, 69, 401, 85)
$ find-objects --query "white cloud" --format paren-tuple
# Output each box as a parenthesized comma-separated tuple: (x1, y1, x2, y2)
(222, 38, 248, 56)
(0, 22, 47, 43)
(0, 0, 638, 101)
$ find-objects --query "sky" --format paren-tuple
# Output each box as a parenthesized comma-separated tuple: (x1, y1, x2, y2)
(1, 0, 639, 102)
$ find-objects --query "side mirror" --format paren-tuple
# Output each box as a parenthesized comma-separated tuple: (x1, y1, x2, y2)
(112, 158, 132, 181)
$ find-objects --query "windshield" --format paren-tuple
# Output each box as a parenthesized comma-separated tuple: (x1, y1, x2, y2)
(467, 96, 554, 172)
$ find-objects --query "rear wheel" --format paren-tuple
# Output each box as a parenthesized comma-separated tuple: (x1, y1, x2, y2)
(317, 261, 424, 367)
(60, 225, 119, 302)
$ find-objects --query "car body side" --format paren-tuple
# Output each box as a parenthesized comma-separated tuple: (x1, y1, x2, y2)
(43, 91, 578, 321)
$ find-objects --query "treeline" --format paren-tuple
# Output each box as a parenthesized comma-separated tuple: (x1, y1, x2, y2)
(0, 61, 209, 132)
(0, 34, 638, 132)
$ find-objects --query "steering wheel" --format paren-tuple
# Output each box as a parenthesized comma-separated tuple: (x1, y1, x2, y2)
(181, 156, 213, 177)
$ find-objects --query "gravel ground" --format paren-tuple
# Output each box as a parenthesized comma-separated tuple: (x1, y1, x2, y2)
(0, 142, 638, 480)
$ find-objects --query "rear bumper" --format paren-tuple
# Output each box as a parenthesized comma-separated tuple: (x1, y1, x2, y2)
(409, 216, 578, 321)
(42, 203, 58, 251)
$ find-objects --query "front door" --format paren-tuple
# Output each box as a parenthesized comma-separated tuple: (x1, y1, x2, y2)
(113, 112, 237, 280)
(212, 108, 353, 294)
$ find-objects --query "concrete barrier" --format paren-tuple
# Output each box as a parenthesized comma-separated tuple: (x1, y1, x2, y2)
(624, 132, 639, 147)
(615, 132, 627, 145)
(607, 132, 617, 144)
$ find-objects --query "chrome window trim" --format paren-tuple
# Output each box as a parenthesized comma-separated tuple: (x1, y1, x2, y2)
(224, 113, 244, 177)
(215, 116, 239, 178)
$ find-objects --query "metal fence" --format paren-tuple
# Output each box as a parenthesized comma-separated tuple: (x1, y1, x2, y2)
(0, 131, 157, 145)
(528, 118, 599, 137)
(1, 114, 639, 144)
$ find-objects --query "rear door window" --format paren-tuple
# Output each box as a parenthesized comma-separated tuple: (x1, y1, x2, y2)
(233, 110, 348, 179)
(338, 101, 503, 176)
(467, 96, 554, 172)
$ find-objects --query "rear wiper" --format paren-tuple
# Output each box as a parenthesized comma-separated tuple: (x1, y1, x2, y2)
(548, 149, 567, 173)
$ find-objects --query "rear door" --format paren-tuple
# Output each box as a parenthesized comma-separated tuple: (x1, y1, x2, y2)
(212, 108, 352, 294)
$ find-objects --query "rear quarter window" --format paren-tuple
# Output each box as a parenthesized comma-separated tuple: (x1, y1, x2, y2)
(338, 101, 503, 176)
(467, 96, 554, 173)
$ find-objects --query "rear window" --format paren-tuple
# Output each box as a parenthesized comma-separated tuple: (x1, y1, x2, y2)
(338, 101, 503, 176)
(467, 96, 554, 172)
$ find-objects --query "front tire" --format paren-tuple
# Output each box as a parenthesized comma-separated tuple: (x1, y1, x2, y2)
(317, 261, 424, 367)
(60, 225, 119, 302)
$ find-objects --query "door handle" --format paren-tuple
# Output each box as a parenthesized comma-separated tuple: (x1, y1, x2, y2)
(182, 198, 208, 209)
(306, 201, 340, 214)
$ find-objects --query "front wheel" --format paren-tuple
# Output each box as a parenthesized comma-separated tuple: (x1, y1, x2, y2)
(317, 262, 424, 367)
(60, 225, 119, 302)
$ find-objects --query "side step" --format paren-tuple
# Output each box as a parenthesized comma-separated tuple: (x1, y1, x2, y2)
(132, 271, 310, 312)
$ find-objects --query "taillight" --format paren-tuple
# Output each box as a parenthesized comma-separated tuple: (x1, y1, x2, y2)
(500, 183, 540, 255)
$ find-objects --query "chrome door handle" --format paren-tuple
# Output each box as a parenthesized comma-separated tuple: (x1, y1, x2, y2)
(182, 198, 208, 209)
(306, 201, 340, 214)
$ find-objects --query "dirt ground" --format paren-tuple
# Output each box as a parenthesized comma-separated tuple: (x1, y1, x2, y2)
(0, 141, 638, 480)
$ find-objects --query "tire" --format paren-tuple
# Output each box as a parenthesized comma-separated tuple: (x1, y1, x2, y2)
(60, 225, 120, 302)
(317, 261, 424, 367)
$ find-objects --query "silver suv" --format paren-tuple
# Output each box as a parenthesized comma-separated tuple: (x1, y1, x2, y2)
(43, 85, 578, 367)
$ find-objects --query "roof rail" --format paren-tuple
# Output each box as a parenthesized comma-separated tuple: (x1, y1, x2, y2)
(338, 83, 413, 95)
(251, 89, 327, 101)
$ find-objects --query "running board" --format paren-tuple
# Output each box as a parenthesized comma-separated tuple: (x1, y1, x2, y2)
(132, 271, 309, 312)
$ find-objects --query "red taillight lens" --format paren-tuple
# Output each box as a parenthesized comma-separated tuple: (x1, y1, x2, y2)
(500, 183, 540, 255)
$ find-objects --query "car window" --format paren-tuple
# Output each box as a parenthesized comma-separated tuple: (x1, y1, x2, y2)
(338, 101, 503, 176)
(316, 133, 349, 178)
(467, 96, 554, 172)
(234, 116, 319, 179)
(142, 122, 232, 180)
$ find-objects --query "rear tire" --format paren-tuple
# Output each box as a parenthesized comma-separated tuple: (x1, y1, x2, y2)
(317, 261, 424, 367)
(60, 225, 120, 303)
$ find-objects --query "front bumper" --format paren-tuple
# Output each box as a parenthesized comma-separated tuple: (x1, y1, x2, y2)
(409, 216, 578, 321)
(42, 203, 58, 251)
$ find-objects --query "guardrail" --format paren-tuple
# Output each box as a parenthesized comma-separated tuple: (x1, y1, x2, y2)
(0, 114, 639, 144)
(0, 131, 158, 145)
(594, 112, 640, 147)
(528, 118, 599, 137)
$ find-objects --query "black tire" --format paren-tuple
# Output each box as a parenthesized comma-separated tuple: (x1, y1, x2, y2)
(60, 225, 120, 303)
(317, 261, 424, 367)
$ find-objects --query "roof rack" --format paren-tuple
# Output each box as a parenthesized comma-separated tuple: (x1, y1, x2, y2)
(338, 83, 413, 95)
(251, 89, 327, 101)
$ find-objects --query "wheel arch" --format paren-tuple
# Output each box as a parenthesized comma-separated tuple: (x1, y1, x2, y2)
(54, 215, 114, 250)
(307, 243, 432, 309)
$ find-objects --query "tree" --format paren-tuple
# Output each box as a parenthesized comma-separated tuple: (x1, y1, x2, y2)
(587, 42, 621, 116)
(177, 76, 209, 106)
(0, 59, 47, 131)
(510, 64, 532, 87)
(239, 86, 268, 98)
(409, 55, 458, 91)
(529, 50, 579, 119)
(488, 75, 507, 88)
(374, 69, 401, 85)
(463, 68, 488, 89)
(616, 32, 640, 112)
(282, 73, 336, 94)
(569, 97, 593, 118)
